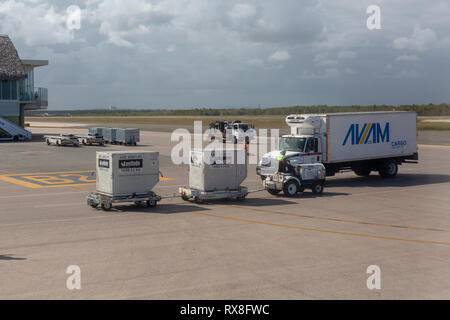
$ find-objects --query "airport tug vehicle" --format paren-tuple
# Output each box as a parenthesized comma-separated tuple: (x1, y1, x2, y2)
(261, 156, 326, 197)
(179, 149, 248, 202)
(45, 134, 80, 146)
(87, 151, 161, 211)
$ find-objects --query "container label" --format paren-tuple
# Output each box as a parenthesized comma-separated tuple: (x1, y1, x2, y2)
(98, 159, 110, 169)
(119, 159, 143, 173)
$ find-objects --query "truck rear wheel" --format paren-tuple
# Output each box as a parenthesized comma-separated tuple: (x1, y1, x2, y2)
(101, 202, 112, 211)
(353, 167, 371, 177)
(312, 183, 324, 194)
(283, 180, 299, 197)
(379, 160, 398, 178)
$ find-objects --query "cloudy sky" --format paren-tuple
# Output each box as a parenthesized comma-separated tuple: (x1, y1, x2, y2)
(1, 0, 450, 109)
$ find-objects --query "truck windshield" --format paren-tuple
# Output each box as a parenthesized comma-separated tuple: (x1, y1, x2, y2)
(238, 124, 249, 131)
(279, 137, 306, 152)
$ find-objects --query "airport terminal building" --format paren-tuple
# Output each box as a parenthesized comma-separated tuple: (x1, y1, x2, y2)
(0, 35, 48, 128)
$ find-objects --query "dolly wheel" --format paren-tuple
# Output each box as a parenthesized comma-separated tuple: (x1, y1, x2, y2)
(147, 199, 157, 208)
(90, 203, 99, 208)
(312, 183, 324, 194)
(181, 194, 190, 201)
(194, 197, 203, 204)
(101, 202, 112, 211)
(267, 189, 280, 195)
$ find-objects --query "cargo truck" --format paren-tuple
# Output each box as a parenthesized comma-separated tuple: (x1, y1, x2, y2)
(257, 111, 418, 179)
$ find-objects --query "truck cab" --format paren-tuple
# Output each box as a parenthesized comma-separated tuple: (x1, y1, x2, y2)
(258, 115, 326, 176)
(278, 135, 323, 165)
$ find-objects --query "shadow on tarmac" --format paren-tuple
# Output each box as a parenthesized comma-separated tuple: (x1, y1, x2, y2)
(0, 254, 26, 261)
(327, 173, 450, 188)
(107, 203, 211, 214)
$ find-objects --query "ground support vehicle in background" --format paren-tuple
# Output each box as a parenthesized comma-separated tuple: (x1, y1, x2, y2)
(45, 134, 79, 146)
(262, 161, 326, 197)
(77, 134, 105, 146)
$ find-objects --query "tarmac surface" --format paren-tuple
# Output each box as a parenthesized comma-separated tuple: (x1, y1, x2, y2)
(1, 127, 450, 299)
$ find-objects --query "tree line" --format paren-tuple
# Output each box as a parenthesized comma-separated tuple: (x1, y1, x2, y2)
(27, 104, 450, 117)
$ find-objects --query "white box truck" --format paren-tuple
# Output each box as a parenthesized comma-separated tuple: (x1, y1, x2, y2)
(257, 111, 418, 178)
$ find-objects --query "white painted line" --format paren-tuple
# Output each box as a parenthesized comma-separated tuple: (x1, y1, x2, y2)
(0, 207, 185, 228)
(0, 190, 86, 200)
(34, 202, 82, 208)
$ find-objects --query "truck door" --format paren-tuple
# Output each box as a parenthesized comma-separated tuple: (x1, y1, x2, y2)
(302, 138, 322, 164)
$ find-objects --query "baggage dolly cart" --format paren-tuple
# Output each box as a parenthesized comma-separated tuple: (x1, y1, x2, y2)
(87, 191, 161, 211)
(179, 186, 248, 203)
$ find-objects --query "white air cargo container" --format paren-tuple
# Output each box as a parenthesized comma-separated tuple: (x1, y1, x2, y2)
(96, 151, 159, 196)
(189, 149, 247, 192)
(258, 111, 418, 178)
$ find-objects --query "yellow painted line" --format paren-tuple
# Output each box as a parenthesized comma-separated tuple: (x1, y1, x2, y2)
(0, 170, 92, 177)
(0, 176, 95, 189)
(227, 204, 450, 234)
(0, 171, 174, 188)
(360, 123, 372, 144)
(0, 176, 44, 189)
(190, 211, 450, 247)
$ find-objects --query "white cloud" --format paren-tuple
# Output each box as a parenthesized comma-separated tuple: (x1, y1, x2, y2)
(2, 0, 450, 108)
(229, 3, 258, 21)
(395, 70, 421, 79)
(313, 52, 338, 67)
(338, 50, 356, 59)
(167, 44, 176, 52)
(393, 26, 437, 52)
(268, 50, 291, 62)
(344, 67, 356, 74)
(94, 0, 174, 47)
(395, 54, 420, 62)
(0, 0, 74, 46)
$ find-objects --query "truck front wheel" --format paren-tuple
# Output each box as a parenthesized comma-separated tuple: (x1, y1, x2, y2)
(354, 167, 371, 177)
(379, 160, 398, 178)
(283, 180, 299, 197)
(267, 189, 280, 195)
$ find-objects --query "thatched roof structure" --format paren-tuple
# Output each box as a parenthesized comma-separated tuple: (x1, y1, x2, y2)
(0, 35, 27, 81)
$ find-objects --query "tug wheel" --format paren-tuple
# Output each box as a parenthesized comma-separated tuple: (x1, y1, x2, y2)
(312, 183, 324, 194)
(147, 199, 157, 207)
(283, 180, 299, 197)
